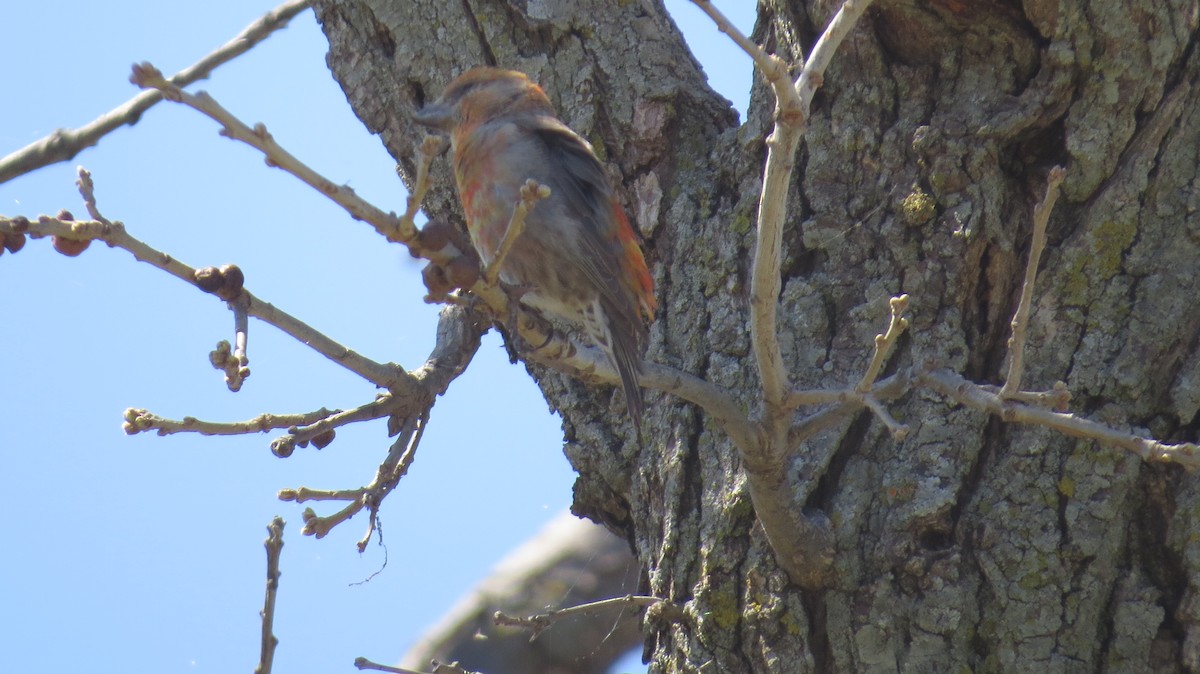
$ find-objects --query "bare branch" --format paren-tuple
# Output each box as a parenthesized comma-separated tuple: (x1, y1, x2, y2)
(0, 213, 405, 389)
(354, 658, 437, 674)
(747, 293, 908, 589)
(130, 63, 410, 244)
(120, 396, 398, 458)
(746, 0, 878, 417)
(986, 381, 1072, 411)
(747, 146, 793, 416)
(856, 294, 909, 393)
(268, 396, 396, 457)
(493, 594, 672, 641)
(688, 1, 793, 102)
(794, 0, 876, 113)
(691, 0, 876, 590)
(863, 395, 908, 440)
(921, 368, 1200, 469)
(231, 304, 251, 389)
(285, 414, 424, 543)
(122, 406, 337, 437)
(272, 304, 485, 541)
(278, 486, 366, 502)
(641, 361, 758, 452)
(0, 0, 312, 185)
(787, 372, 911, 449)
(255, 516, 285, 674)
(484, 179, 547, 285)
(75, 168, 110, 224)
(400, 135, 449, 238)
(427, 661, 480, 674)
(1000, 166, 1066, 398)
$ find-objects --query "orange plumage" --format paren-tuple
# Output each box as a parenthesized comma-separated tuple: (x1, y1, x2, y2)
(415, 67, 656, 435)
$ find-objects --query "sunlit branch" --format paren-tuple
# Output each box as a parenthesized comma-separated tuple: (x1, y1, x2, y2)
(284, 414, 427, 549)
(0, 0, 312, 185)
(484, 179, 547, 285)
(255, 516, 285, 674)
(0, 212, 405, 389)
(493, 594, 674, 640)
(794, 0, 876, 113)
(354, 658, 477, 674)
(856, 294, 909, 393)
(399, 135, 449, 240)
(688, 1, 793, 100)
(921, 368, 1200, 469)
(131, 63, 410, 244)
(122, 407, 337, 437)
(1000, 166, 1065, 398)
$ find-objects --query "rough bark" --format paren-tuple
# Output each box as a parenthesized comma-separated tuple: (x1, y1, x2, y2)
(312, 0, 1200, 672)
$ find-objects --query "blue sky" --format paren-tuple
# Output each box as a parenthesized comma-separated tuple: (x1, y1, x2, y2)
(0, 2, 753, 672)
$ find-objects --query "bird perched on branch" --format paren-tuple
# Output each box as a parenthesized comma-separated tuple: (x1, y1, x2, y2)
(414, 67, 656, 436)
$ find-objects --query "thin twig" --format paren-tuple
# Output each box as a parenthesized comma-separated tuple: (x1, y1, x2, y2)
(921, 368, 1200, 469)
(0, 0, 312, 185)
(787, 372, 911, 449)
(269, 395, 396, 456)
(493, 594, 671, 640)
(856, 294, 909, 393)
(130, 63, 409, 243)
(484, 179, 547, 285)
(0, 213, 404, 388)
(400, 135, 448, 241)
(255, 516, 285, 674)
(286, 414, 427, 543)
(1000, 166, 1066, 398)
(688, 1, 793, 98)
(794, 0, 876, 113)
(985, 381, 1072, 411)
(233, 304, 250, 379)
(279, 486, 368, 502)
(122, 407, 337, 437)
(298, 495, 366, 539)
(357, 414, 427, 551)
(863, 395, 908, 440)
(353, 658, 434, 674)
(75, 168, 110, 224)
(428, 661, 478, 674)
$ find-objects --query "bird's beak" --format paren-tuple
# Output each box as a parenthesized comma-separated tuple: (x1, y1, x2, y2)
(413, 101, 453, 131)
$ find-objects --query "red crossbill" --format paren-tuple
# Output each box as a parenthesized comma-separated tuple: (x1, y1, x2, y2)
(414, 67, 656, 436)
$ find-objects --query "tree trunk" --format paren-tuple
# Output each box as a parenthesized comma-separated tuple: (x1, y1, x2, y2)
(312, 0, 1200, 671)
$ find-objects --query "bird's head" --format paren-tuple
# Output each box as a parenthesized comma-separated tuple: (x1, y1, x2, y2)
(413, 67, 555, 134)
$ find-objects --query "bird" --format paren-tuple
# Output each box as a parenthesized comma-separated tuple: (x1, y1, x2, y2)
(413, 67, 656, 437)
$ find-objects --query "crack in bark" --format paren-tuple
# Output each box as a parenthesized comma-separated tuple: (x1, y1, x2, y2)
(459, 0, 497, 66)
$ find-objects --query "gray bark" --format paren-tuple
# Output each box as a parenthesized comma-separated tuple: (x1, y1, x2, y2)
(312, 0, 1200, 671)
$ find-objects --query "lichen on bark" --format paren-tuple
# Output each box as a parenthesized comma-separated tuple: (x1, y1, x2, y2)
(313, 0, 1200, 671)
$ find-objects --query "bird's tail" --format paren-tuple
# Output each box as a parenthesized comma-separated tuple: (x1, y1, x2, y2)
(583, 299, 645, 442)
